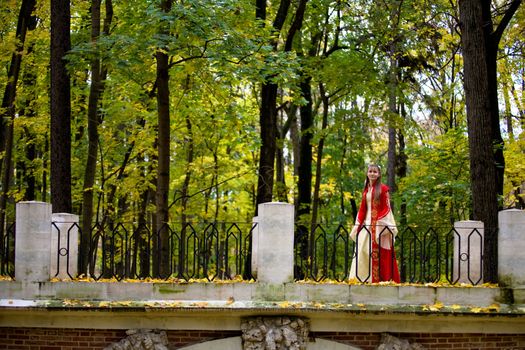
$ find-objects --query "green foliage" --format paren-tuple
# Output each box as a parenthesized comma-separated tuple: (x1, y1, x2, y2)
(396, 128, 471, 226)
(1, 0, 523, 231)
(504, 135, 525, 208)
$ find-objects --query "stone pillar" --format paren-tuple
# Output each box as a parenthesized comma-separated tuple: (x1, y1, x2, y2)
(453, 220, 484, 284)
(15, 201, 52, 282)
(256, 202, 294, 284)
(51, 213, 79, 279)
(498, 209, 525, 287)
(251, 216, 259, 277)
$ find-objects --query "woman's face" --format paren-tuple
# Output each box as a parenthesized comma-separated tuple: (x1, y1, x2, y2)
(367, 166, 380, 183)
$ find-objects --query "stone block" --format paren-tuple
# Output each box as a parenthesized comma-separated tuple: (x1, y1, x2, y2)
(15, 201, 52, 282)
(51, 213, 79, 280)
(453, 220, 484, 285)
(55, 282, 109, 300)
(435, 287, 499, 307)
(349, 285, 398, 304)
(398, 285, 435, 305)
(498, 209, 525, 287)
(254, 283, 286, 301)
(256, 203, 294, 284)
(305, 283, 350, 304)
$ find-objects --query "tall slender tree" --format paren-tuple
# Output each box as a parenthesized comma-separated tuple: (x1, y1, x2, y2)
(0, 0, 36, 235)
(459, 0, 522, 283)
(155, 0, 173, 277)
(80, 0, 113, 275)
(50, 0, 72, 213)
(255, 0, 292, 213)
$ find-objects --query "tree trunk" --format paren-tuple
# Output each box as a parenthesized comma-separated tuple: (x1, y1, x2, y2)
(81, 0, 103, 275)
(387, 56, 398, 207)
(50, 0, 72, 213)
(255, 83, 278, 211)
(0, 0, 36, 170)
(275, 110, 288, 202)
(155, 0, 173, 278)
(20, 44, 38, 202)
(311, 83, 329, 230)
(287, 105, 300, 202)
(179, 102, 194, 278)
(397, 103, 408, 226)
(459, 0, 499, 283)
(0, 0, 36, 241)
(254, 0, 292, 215)
(297, 78, 313, 222)
(460, 0, 522, 282)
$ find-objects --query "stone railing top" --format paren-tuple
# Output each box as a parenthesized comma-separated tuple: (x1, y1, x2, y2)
(0, 279, 522, 312)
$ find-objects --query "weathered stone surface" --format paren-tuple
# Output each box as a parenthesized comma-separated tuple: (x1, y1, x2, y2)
(499, 209, 525, 287)
(241, 316, 309, 350)
(376, 333, 424, 350)
(104, 329, 169, 350)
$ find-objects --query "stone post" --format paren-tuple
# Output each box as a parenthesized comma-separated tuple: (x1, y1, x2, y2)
(15, 201, 52, 282)
(51, 213, 79, 279)
(453, 220, 484, 284)
(498, 209, 525, 287)
(251, 216, 259, 277)
(256, 202, 294, 284)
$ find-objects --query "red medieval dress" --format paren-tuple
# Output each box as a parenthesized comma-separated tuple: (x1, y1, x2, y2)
(349, 183, 400, 283)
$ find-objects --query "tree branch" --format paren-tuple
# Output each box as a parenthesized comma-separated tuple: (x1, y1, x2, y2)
(491, 0, 522, 46)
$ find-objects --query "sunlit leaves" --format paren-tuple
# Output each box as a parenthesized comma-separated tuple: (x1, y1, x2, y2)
(396, 128, 471, 225)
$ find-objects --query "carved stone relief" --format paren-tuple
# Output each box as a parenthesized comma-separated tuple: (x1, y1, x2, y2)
(240, 316, 310, 350)
(102, 327, 423, 350)
(376, 333, 425, 350)
(104, 329, 169, 350)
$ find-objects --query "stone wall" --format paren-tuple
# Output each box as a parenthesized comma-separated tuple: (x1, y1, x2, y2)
(1, 328, 524, 350)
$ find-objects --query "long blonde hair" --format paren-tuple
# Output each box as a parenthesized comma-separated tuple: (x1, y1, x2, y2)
(364, 164, 382, 202)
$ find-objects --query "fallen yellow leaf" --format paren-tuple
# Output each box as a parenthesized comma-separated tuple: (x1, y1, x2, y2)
(192, 301, 208, 308)
(279, 301, 290, 308)
(63, 299, 77, 306)
(487, 303, 500, 312)
(429, 302, 444, 311)
(117, 301, 132, 306)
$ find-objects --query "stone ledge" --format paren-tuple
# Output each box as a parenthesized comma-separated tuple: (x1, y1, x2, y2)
(0, 281, 511, 308)
(1, 301, 524, 333)
(1, 280, 524, 334)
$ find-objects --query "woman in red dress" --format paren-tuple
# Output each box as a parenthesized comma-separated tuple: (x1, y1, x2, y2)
(349, 164, 400, 283)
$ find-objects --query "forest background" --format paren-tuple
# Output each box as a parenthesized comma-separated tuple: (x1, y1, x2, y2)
(1, 0, 524, 279)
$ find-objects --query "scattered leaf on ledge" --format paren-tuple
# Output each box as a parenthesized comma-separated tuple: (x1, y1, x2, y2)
(191, 301, 208, 308)
(429, 302, 444, 311)
(116, 301, 133, 306)
(278, 301, 290, 308)
(487, 303, 500, 312)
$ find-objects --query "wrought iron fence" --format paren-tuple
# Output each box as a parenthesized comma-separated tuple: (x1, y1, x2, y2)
(294, 223, 488, 285)
(71, 221, 257, 281)
(1, 220, 489, 286)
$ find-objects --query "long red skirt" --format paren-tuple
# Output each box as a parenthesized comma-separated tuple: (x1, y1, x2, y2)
(371, 240, 400, 283)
